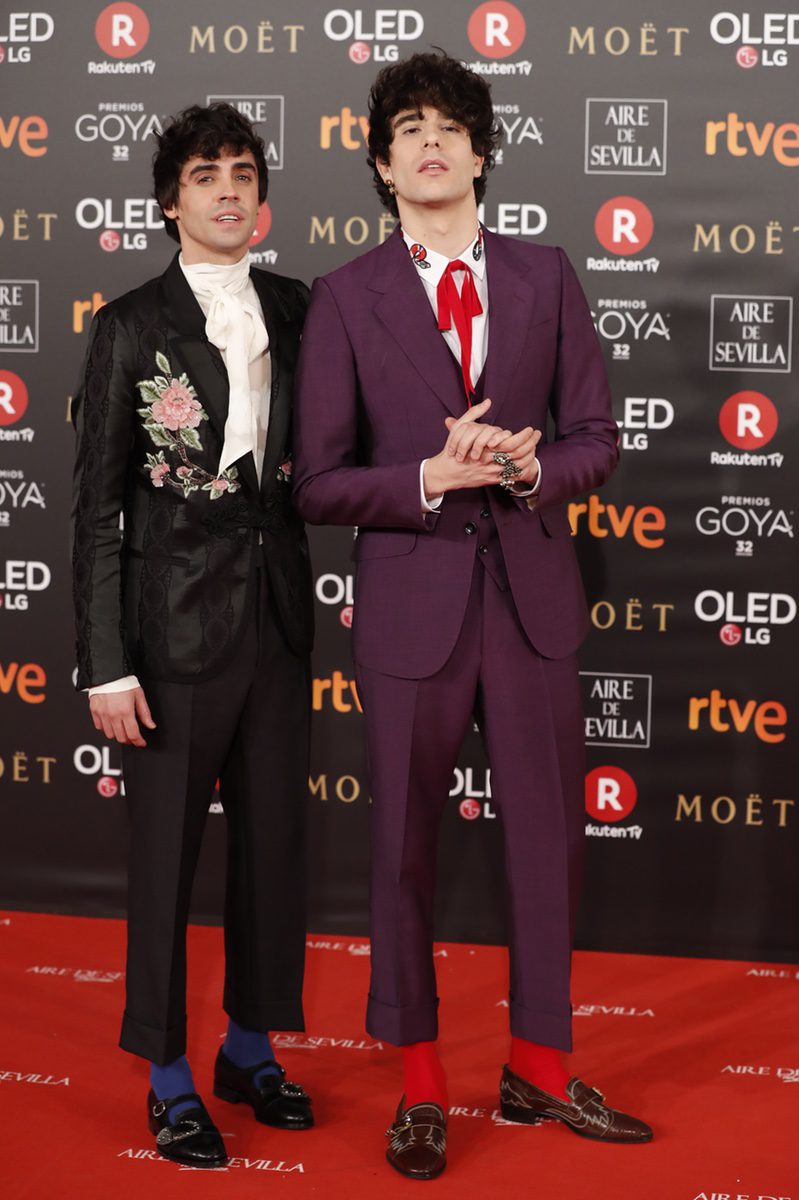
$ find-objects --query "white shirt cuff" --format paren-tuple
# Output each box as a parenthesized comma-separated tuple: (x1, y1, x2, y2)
(420, 459, 443, 512)
(87, 675, 140, 697)
(507, 459, 542, 499)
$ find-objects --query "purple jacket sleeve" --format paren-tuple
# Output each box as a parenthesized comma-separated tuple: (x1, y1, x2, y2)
(293, 278, 436, 531)
(534, 248, 619, 507)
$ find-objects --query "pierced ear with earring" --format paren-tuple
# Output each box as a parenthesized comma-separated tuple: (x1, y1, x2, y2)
(385, 178, 396, 195)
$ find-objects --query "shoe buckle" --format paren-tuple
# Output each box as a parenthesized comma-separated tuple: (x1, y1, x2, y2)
(152, 1100, 167, 1117)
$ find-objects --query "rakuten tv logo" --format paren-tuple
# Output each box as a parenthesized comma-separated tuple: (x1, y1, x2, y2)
(468, 2, 526, 57)
(719, 391, 778, 449)
(0, 370, 28, 425)
(95, 2, 150, 57)
(595, 196, 654, 255)
(585, 766, 638, 822)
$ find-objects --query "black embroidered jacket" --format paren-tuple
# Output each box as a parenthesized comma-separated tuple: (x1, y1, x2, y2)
(71, 254, 314, 689)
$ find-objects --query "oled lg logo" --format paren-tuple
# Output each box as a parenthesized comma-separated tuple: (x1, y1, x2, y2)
(452, 767, 495, 820)
(615, 396, 674, 451)
(695, 589, 796, 647)
(588, 197, 659, 273)
(75, 197, 162, 251)
(0, 560, 50, 612)
(73, 744, 124, 797)
(710, 11, 796, 68)
(0, 12, 54, 65)
(322, 8, 423, 64)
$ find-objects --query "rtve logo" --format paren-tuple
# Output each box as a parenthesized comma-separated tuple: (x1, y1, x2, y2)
(594, 196, 654, 255)
(467, 2, 526, 58)
(688, 690, 787, 743)
(568, 496, 666, 549)
(0, 113, 47, 156)
(95, 2, 150, 58)
(585, 766, 638, 822)
(705, 113, 799, 166)
(719, 391, 778, 450)
(0, 660, 46, 703)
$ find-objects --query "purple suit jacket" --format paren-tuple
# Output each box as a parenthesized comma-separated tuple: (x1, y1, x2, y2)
(294, 227, 618, 678)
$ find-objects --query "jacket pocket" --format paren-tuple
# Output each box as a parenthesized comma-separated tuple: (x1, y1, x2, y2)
(538, 506, 573, 539)
(127, 547, 191, 568)
(352, 530, 417, 560)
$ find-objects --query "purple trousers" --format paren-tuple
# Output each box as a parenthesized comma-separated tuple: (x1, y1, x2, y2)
(355, 564, 585, 1052)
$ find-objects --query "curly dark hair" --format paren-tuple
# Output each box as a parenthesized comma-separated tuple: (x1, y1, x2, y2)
(367, 51, 501, 217)
(152, 102, 269, 243)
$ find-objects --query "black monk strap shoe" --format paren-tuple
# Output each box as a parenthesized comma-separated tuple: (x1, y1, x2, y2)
(499, 1065, 653, 1143)
(385, 1097, 448, 1180)
(147, 1089, 228, 1168)
(213, 1047, 314, 1130)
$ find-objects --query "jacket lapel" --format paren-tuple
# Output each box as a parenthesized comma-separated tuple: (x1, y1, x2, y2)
(481, 229, 538, 426)
(250, 269, 287, 499)
(370, 229, 465, 419)
(159, 253, 260, 496)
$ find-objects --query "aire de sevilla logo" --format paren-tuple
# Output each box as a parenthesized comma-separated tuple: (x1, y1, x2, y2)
(95, 2, 150, 58)
(467, 2, 526, 58)
(595, 196, 654, 255)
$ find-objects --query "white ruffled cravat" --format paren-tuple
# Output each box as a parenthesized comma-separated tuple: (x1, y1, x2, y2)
(181, 252, 269, 476)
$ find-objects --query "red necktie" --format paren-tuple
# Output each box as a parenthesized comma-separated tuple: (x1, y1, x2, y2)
(436, 259, 483, 405)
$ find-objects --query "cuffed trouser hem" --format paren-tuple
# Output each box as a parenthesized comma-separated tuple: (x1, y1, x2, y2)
(119, 1010, 188, 1065)
(509, 1001, 573, 1053)
(366, 994, 439, 1046)
(223, 981, 305, 1034)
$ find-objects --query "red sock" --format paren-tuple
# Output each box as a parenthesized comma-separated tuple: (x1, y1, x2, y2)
(509, 1037, 570, 1100)
(402, 1041, 448, 1109)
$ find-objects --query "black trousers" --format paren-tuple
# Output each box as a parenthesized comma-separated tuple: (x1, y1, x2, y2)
(119, 564, 310, 1064)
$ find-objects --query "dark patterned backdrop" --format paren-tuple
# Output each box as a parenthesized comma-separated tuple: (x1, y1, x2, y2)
(1, 0, 797, 960)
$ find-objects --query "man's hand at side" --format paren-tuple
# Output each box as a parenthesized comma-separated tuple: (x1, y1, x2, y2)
(89, 687, 156, 747)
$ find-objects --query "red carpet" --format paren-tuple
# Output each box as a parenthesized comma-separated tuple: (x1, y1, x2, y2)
(0, 911, 795, 1198)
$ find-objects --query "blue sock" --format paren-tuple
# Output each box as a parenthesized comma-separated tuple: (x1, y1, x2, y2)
(223, 1018, 281, 1084)
(150, 1055, 198, 1120)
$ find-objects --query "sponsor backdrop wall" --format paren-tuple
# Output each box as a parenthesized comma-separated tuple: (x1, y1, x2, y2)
(1, 1, 797, 962)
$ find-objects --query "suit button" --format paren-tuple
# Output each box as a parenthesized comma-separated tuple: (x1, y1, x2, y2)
(478, 544, 488, 555)
(464, 523, 477, 535)
(480, 508, 490, 519)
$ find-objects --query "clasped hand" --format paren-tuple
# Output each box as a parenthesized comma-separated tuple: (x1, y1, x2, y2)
(423, 398, 541, 498)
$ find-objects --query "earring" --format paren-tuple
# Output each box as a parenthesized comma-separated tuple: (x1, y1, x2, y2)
(385, 178, 396, 195)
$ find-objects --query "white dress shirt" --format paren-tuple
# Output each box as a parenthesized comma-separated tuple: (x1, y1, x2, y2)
(402, 227, 541, 511)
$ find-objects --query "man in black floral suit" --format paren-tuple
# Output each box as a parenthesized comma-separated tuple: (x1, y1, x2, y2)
(71, 103, 314, 1168)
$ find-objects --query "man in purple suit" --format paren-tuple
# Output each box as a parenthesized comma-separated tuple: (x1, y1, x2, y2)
(294, 52, 651, 1178)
